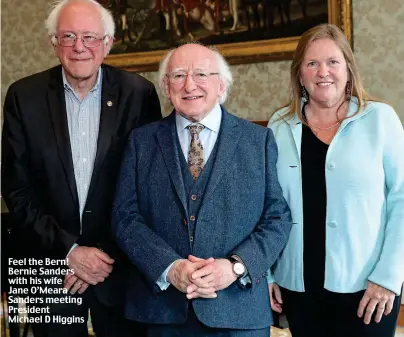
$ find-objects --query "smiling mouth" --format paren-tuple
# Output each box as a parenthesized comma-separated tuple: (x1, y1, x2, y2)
(316, 82, 333, 87)
(182, 95, 203, 100)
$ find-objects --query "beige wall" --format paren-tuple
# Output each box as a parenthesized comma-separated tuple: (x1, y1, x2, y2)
(2, 0, 404, 121)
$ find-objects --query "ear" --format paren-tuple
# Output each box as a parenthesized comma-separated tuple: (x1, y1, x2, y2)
(49, 36, 57, 47)
(163, 77, 171, 100)
(218, 79, 226, 97)
(104, 36, 114, 56)
(49, 36, 58, 56)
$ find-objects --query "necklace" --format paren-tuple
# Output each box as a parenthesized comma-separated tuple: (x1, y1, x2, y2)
(307, 120, 340, 131)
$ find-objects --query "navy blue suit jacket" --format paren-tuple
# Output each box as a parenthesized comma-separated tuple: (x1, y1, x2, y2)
(112, 107, 292, 329)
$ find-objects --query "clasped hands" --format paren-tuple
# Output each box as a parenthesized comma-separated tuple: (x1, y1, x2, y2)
(167, 255, 237, 299)
(64, 246, 115, 295)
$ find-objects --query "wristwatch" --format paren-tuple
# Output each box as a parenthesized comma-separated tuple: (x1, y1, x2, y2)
(229, 256, 246, 278)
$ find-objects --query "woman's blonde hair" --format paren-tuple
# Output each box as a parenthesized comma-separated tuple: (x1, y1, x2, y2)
(280, 23, 370, 121)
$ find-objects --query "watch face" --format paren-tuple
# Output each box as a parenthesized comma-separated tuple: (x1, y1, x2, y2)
(233, 262, 245, 276)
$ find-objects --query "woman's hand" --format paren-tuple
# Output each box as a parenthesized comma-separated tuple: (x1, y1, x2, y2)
(357, 281, 395, 324)
(268, 283, 283, 313)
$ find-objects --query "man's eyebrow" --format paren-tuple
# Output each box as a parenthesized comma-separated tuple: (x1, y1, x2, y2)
(170, 68, 186, 73)
(169, 67, 210, 73)
(58, 30, 99, 35)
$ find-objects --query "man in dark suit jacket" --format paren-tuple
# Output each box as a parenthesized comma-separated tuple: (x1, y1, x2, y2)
(112, 43, 292, 336)
(1, 0, 161, 336)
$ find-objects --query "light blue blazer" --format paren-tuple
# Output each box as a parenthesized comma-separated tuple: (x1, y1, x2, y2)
(267, 98, 404, 295)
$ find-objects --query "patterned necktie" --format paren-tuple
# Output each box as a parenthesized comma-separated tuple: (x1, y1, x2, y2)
(187, 123, 205, 180)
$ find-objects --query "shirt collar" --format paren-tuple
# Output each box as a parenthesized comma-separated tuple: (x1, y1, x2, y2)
(175, 103, 222, 133)
(62, 67, 102, 98)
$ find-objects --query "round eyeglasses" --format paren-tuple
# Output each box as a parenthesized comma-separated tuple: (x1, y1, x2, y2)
(166, 71, 219, 84)
(54, 33, 107, 48)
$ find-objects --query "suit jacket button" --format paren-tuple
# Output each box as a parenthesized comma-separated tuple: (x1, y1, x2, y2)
(190, 215, 196, 221)
(327, 221, 337, 228)
(191, 195, 197, 201)
(189, 236, 194, 242)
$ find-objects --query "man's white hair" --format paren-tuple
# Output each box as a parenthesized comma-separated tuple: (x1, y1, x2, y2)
(45, 0, 115, 39)
(158, 43, 233, 104)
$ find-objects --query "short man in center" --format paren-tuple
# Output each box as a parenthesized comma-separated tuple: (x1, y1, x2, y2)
(112, 43, 292, 336)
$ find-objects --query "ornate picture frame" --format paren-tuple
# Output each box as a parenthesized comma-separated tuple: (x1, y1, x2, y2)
(104, 0, 352, 72)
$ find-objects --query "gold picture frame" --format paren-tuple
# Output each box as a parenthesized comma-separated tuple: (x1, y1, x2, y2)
(104, 0, 352, 72)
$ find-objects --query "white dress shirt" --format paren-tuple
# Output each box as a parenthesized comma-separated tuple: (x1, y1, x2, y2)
(176, 103, 222, 165)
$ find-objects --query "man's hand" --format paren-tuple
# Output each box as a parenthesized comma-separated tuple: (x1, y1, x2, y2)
(186, 256, 237, 299)
(357, 281, 395, 324)
(268, 283, 283, 313)
(67, 246, 114, 285)
(167, 257, 214, 296)
(64, 271, 89, 295)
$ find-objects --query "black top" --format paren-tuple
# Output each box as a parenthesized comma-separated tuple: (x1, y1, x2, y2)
(301, 111, 329, 292)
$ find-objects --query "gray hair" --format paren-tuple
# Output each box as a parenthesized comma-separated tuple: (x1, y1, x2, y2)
(158, 43, 233, 104)
(45, 0, 115, 40)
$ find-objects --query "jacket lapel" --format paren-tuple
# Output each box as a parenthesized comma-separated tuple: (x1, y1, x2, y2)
(286, 115, 302, 159)
(156, 113, 188, 213)
(203, 108, 242, 202)
(86, 65, 118, 202)
(47, 66, 79, 209)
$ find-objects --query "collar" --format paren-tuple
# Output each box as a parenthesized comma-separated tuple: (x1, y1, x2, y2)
(175, 103, 222, 133)
(62, 67, 102, 98)
(284, 97, 367, 127)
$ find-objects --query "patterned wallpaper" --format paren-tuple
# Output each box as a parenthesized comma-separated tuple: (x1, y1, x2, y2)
(1, 0, 404, 121)
(139, 61, 291, 120)
(352, 0, 404, 116)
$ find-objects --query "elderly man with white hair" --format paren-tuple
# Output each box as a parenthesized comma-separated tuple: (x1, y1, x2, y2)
(112, 43, 292, 336)
(2, 0, 161, 336)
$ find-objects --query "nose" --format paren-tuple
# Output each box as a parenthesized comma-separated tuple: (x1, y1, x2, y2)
(317, 63, 329, 78)
(184, 74, 197, 92)
(72, 37, 86, 53)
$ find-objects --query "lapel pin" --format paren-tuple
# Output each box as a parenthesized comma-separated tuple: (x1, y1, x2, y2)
(107, 101, 113, 107)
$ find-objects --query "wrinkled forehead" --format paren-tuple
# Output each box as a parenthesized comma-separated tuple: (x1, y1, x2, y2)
(168, 46, 217, 72)
(57, 2, 104, 34)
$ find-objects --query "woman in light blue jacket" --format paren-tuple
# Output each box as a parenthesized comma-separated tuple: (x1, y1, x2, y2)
(267, 24, 404, 337)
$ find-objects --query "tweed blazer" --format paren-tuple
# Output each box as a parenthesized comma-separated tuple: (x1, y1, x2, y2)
(112, 107, 292, 329)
